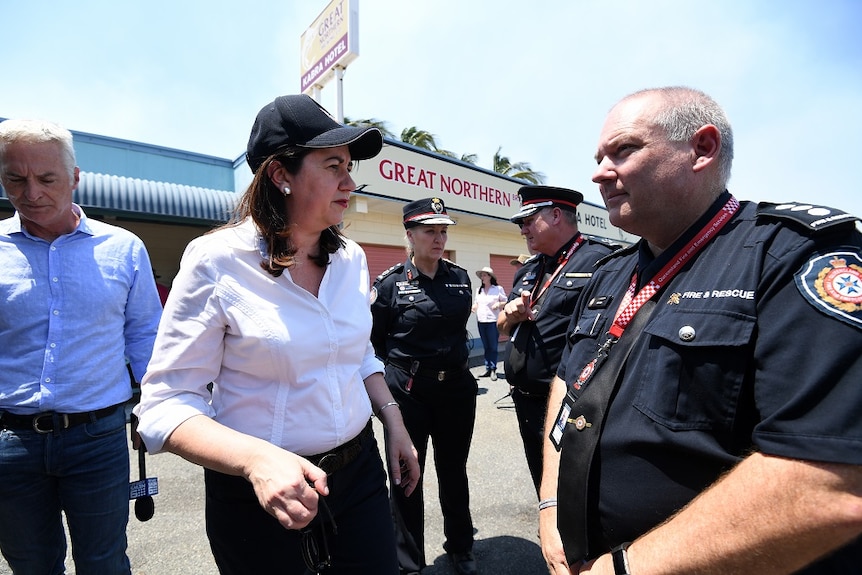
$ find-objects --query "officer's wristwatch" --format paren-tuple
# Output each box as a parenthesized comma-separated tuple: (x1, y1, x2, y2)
(611, 542, 632, 575)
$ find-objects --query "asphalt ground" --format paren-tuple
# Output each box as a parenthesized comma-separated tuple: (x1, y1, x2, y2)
(1, 360, 550, 575)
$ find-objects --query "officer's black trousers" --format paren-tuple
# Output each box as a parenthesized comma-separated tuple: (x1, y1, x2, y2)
(512, 387, 549, 496)
(385, 366, 477, 573)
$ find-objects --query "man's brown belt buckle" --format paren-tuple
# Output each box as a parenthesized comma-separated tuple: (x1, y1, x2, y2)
(33, 413, 69, 434)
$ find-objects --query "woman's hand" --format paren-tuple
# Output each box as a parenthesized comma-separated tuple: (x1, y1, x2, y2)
(362, 372, 421, 495)
(381, 408, 421, 496)
(162, 415, 329, 531)
(245, 442, 330, 530)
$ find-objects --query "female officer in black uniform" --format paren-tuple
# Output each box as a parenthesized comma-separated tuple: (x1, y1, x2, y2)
(371, 197, 478, 575)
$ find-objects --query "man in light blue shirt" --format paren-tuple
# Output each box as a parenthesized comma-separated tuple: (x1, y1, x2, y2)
(0, 119, 162, 574)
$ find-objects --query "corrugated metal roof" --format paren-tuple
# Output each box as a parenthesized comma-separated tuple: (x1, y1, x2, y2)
(1, 172, 239, 224)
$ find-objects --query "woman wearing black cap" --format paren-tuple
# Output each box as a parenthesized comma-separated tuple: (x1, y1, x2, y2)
(370, 198, 478, 575)
(134, 94, 419, 574)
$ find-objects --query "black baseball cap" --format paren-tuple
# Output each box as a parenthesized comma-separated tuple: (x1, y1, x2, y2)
(245, 94, 383, 172)
(510, 185, 584, 224)
(402, 197, 457, 229)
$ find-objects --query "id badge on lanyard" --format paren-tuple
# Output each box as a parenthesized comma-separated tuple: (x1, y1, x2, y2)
(549, 335, 615, 450)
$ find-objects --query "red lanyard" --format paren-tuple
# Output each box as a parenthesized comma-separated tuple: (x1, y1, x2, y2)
(571, 196, 740, 393)
(529, 235, 586, 308)
(608, 195, 740, 339)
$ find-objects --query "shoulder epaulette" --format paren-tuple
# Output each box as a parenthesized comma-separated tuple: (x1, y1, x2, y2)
(442, 258, 466, 271)
(595, 242, 637, 266)
(585, 236, 624, 251)
(756, 202, 859, 233)
(375, 262, 405, 282)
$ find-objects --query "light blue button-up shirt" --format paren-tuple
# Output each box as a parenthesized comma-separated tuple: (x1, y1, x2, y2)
(0, 205, 161, 414)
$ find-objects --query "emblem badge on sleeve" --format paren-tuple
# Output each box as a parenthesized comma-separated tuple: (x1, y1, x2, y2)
(795, 251, 862, 328)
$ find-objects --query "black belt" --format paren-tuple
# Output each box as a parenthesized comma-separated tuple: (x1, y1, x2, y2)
(305, 421, 372, 475)
(0, 403, 121, 434)
(387, 357, 469, 382)
(513, 387, 549, 399)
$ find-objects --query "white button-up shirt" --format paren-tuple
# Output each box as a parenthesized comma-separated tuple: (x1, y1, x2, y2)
(474, 284, 508, 323)
(135, 219, 381, 455)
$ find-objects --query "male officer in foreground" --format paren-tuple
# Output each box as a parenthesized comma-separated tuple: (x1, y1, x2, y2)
(541, 86, 862, 574)
(497, 186, 615, 495)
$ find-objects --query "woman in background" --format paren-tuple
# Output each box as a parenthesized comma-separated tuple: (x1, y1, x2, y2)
(472, 266, 508, 381)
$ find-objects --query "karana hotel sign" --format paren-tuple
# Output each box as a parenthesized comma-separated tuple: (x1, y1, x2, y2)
(301, 0, 359, 93)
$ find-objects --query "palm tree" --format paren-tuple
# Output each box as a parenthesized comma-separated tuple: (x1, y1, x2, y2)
(433, 149, 479, 165)
(343, 117, 396, 140)
(347, 118, 542, 180)
(458, 153, 478, 165)
(492, 146, 545, 184)
(400, 126, 440, 151)
(400, 127, 480, 166)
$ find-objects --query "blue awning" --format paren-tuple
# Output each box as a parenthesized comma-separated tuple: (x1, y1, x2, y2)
(1, 172, 240, 224)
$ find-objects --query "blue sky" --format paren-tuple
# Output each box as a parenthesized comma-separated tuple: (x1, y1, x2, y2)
(3, 0, 861, 218)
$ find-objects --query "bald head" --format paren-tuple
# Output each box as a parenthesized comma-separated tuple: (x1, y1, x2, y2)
(617, 87, 734, 189)
(593, 87, 732, 252)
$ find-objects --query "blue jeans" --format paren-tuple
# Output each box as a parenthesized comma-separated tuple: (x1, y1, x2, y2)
(0, 407, 131, 575)
(477, 321, 499, 371)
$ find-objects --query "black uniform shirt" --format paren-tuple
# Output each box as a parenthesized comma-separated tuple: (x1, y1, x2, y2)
(370, 258, 472, 368)
(556, 193, 862, 572)
(503, 234, 616, 394)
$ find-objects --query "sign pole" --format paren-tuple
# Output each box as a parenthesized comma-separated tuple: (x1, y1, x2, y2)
(335, 66, 345, 122)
